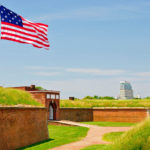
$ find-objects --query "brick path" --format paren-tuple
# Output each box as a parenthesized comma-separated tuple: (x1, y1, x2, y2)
(49, 120, 131, 150)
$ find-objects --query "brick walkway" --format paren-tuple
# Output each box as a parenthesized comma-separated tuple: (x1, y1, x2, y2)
(49, 120, 131, 150)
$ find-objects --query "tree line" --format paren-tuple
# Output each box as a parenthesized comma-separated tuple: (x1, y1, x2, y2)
(83, 95, 115, 100)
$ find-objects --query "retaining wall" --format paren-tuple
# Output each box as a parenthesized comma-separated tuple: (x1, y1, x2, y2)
(60, 107, 149, 123)
(60, 108, 93, 122)
(0, 107, 49, 150)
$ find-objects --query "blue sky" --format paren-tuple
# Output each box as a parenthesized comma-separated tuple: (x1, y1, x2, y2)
(0, 0, 150, 98)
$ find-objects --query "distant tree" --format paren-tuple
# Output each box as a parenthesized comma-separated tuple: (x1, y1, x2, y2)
(102, 96, 115, 100)
(93, 95, 99, 99)
(36, 86, 45, 90)
(83, 95, 115, 100)
(83, 96, 93, 99)
(144, 97, 150, 99)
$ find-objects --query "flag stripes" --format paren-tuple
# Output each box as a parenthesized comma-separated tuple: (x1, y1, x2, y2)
(1, 18, 50, 49)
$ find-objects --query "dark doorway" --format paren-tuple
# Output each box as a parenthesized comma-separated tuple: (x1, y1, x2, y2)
(49, 102, 57, 120)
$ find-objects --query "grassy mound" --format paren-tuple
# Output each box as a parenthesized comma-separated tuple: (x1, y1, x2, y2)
(60, 99, 150, 108)
(102, 132, 124, 142)
(82, 119, 150, 150)
(82, 144, 109, 150)
(110, 118, 150, 150)
(0, 87, 42, 106)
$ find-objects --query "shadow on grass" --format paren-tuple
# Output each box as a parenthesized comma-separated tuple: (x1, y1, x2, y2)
(17, 138, 54, 150)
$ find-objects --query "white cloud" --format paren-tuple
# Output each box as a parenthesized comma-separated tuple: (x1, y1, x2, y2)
(24, 66, 150, 98)
(25, 66, 126, 76)
(32, 76, 150, 99)
(25, 65, 150, 78)
(25, 66, 62, 76)
(25, 66, 50, 70)
(34, 72, 62, 76)
(135, 72, 150, 77)
(66, 68, 126, 76)
(25, 66, 60, 70)
(34, 78, 119, 98)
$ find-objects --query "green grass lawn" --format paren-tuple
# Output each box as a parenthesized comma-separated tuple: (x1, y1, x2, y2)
(102, 132, 124, 142)
(82, 144, 111, 150)
(82, 118, 150, 150)
(82, 131, 124, 149)
(18, 125, 89, 150)
(82, 121, 136, 127)
(0, 87, 42, 106)
(60, 99, 150, 108)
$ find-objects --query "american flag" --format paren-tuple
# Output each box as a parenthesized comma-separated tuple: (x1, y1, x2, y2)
(0, 5, 50, 49)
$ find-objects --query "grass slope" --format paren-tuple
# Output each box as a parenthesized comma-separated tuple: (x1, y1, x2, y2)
(82, 144, 109, 150)
(82, 121, 136, 127)
(102, 132, 124, 142)
(60, 99, 150, 108)
(110, 118, 150, 150)
(19, 125, 89, 150)
(0, 87, 41, 106)
(82, 118, 150, 150)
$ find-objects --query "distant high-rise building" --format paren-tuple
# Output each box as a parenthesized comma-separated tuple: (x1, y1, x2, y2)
(120, 81, 134, 99)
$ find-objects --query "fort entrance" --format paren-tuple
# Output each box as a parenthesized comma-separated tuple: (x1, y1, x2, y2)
(49, 101, 57, 120)
(12, 85, 60, 120)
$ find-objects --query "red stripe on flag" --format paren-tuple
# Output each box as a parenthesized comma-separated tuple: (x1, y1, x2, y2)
(23, 22, 48, 32)
(2, 22, 37, 33)
(1, 27, 48, 42)
(1, 23, 49, 41)
(1, 36, 49, 49)
(1, 32, 49, 47)
(23, 23, 47, 35)
(36, 23, 48, 27)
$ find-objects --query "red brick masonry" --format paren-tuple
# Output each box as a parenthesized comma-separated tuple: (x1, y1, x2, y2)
(0, 107, 49, 150)
(60, 107, 150, 123)
(30, 92, 60, 120)
(12, 85, 60, 120)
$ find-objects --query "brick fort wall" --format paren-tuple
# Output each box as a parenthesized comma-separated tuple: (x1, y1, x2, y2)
(93, 108, 147, 123)
(60, 108, 93, 122)
(60, 107, 148, 123)
(0, 107, 49, 150)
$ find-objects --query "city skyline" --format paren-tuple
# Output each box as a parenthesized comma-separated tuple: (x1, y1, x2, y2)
(0, 0, 150, 98)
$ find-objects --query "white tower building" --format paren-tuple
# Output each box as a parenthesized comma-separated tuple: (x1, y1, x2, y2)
(120, 81, 134, 99)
